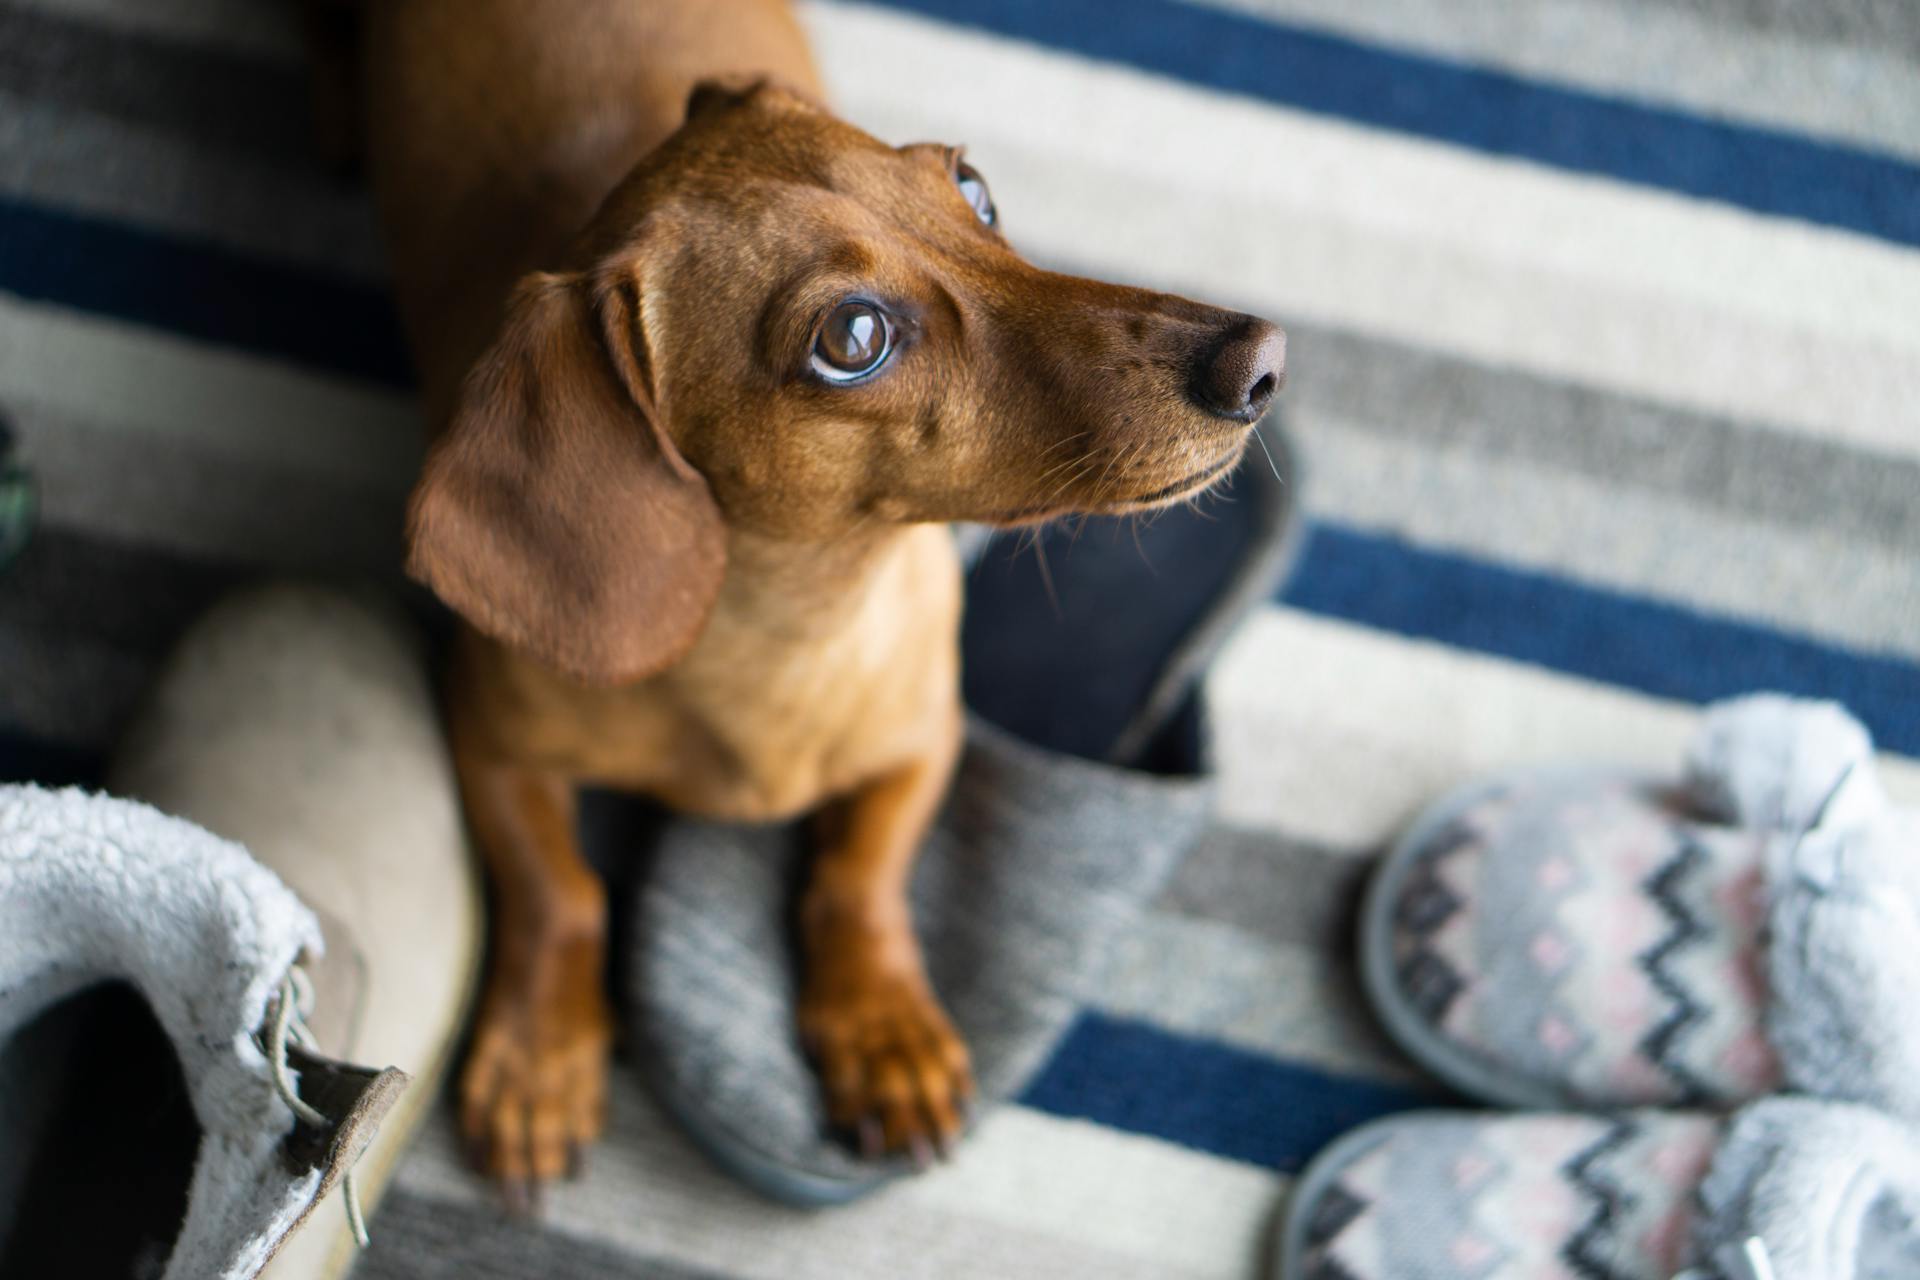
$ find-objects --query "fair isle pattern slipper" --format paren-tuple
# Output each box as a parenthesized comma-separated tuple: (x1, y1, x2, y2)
(1281, 1110, 1718, 1279)
(619, 438, 1304, 1206)
(1277, 1099, 1920, 1280)
(1361, 694, 1912, 1113)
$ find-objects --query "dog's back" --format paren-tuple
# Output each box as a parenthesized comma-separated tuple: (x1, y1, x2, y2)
(358, 0, 819, 415)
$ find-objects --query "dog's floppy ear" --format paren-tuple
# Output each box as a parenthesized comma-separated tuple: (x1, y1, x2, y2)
(405, 270, 726, 686)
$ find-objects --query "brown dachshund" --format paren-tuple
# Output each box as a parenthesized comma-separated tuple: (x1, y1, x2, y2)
(340, 0, 1283, 1202)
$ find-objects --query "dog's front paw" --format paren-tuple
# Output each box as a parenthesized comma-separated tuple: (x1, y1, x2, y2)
(799, 962, 974, 1165)
(459, 985, 612, 1213)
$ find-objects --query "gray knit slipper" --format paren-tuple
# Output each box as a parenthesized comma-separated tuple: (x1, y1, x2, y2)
(1277, 1099, 1920, 1280)
(622, 438, 1303, 1205)
(1361, 694, 1909, 1113)
(628, 719, 1213, 1205)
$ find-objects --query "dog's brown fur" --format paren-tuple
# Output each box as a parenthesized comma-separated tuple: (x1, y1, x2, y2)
(341, 0, 1282, 1200)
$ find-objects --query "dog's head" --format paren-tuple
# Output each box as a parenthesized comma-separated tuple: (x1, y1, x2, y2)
(407, 79, 1284, 685)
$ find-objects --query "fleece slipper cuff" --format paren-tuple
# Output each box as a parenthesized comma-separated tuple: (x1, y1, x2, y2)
(1361, 694, 1910, 1113)
(0, 787, 405, 1279)
(1278, 1098, 1920, 1280)
(1693, 1098, 1920, 1280)
(1765, 804, 1920, 1124)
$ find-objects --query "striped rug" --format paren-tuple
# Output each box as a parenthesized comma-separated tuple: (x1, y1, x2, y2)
(4, 1, 1919, 1276)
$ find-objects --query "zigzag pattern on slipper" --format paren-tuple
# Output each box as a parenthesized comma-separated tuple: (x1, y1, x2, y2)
(1389, 815, 1473, 1027)
(1284, 1100, 1920, 1280)
(1636, 833, 1713, 1104)
(1296, 1112, 1718, 1280)
(1383, 772, 1781, 1107)
(1389, 799, 1745, 1106)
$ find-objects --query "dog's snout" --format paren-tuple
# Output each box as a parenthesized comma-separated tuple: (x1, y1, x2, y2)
(1190, 318, 1286, 424)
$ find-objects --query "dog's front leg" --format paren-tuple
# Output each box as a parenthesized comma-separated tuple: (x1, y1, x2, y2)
(451, 738, 611, 1210)
(800, 712, 972, 1163)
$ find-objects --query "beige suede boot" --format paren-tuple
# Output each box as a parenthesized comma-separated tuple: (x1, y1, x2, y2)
(112, 583, 482, 1278)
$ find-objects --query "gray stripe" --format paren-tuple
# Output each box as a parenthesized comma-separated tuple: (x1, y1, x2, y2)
(1622, 0, 1920, 58)
(0, 527, 250, 747)
(3, 525, 244, 657)
(0, 521, 426, 751)
(0, 90, 388, 279)
(0, 622, 160, 752)
(1158, 824, 1371, 952)
(1103, 907, 1419, 1080)
(1281, 318, 1920, 555)
(0, 3, 309, 159)
(360, 1190, 735, 1280)
(1197, 0, 1920, 160)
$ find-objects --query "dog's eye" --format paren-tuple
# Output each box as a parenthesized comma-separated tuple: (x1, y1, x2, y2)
(955, 161, 996, 227)
(811, 300, 894, 383)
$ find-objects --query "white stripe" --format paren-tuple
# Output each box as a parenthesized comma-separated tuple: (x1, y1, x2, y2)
(394, 1090, 1278, 1279)
(1207, 608, 1920, 845)
(803, 2, 1920, 460)
(1298, 414, 1920, 659)
(894, 1108, 1284, 1277)
(9, 0, 302, 58)
(1199, 0, 1920, 164)
(0, 293, 419, 493)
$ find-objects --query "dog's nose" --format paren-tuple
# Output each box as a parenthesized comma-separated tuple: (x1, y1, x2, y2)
(1190, 318, 1286, 423)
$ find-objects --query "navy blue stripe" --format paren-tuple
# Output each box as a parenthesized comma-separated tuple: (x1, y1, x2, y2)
(867, 0, 1920, 249)
(1284, 524, 1920, 758)
(1023, 1012, 1438, 1170)
(0, 197, 411, 388)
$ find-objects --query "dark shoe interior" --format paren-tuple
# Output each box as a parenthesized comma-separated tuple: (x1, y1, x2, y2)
(0, 983, 199, 1278)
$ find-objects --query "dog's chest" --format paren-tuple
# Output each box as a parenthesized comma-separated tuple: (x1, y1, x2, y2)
(662, 644, 936, 819)
(650, 543, 961, 819)
(485, 529, 963, 819)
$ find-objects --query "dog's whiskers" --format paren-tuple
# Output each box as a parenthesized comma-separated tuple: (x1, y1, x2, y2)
(1031, 534, 1062, 620)
(1034, 431, 1089, 463)
(1251, 422, 1285, 486)
(1128, 513, 1153, 571)
(1037, 453, 1100, 512)
(1034, 449, 1092, 488)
